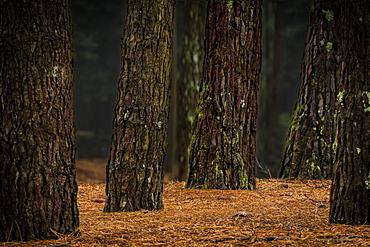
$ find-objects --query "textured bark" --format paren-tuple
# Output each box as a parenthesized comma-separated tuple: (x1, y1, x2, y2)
(0, 0, 79, 241)
(104, 0, 174, 212)
(329, 0, 370, 224)
(186, 2, 262, 190)
(176, 2, 205, 181)
(280, 0, 341, 179)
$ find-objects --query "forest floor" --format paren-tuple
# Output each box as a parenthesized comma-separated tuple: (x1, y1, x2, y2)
(3, 160, 370, 246)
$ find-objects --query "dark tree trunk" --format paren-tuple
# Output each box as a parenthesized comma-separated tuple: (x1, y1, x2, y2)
(186, 2, 262, 190)
(329, 0, 370, 224)
(104, 0, 174, 212)
(175, 1, 205, 181)
(280, 0, 341, 179)
(0, 0, 79, 241)
(258, 2, 280, 178)
(265, 2, 284, 177)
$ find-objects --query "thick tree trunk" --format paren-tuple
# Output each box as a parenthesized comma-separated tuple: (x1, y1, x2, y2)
(329, 0, 370, 224)
(176, 2, 205, 181)
(0, 0, 79, 241)
(186, 2, 262, 190)
(280, 0, 341, 179)
(104, 0, 174, 212)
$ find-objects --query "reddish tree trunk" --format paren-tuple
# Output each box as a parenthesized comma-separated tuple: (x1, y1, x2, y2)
(280, 0, 341, 179)
(186, 2, 262, 190)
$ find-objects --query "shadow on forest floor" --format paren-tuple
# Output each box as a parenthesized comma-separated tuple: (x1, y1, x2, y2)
(3, 179, 370, 246)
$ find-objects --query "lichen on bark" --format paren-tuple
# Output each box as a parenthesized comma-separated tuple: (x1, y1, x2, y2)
(104, 0, 174, 212)
(329, 0, 370, 225)
(279, 0, 341, 180)
(186, 1, 262, 190)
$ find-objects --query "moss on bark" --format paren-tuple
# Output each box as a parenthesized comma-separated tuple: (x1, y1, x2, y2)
(186, 2, 262, 190)
(104, 0, 174, 212)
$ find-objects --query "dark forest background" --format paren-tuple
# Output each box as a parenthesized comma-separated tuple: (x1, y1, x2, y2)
(72, 0, 308, 179)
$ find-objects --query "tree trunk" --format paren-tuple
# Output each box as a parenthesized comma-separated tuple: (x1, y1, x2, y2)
(186, 2, 262, 190)
(104, 0, 174, 212)
(175, 1, 205, 181)
(280, 0, 341, 179)
(329, 0, 370, 224)
(0, 0, 79, 241)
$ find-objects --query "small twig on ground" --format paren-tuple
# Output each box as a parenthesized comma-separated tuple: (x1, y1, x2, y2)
(303, 193, 328, 204)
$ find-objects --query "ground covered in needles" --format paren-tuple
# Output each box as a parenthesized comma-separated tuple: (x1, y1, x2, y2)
(3, 179, 370, 246)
